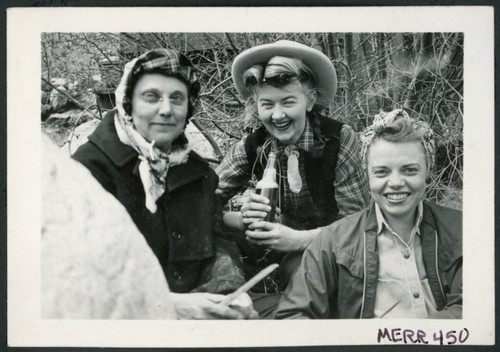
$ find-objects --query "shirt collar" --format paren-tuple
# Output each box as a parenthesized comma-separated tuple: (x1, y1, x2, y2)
(274, 117, 314, 153)
(375, 201, 424, 236)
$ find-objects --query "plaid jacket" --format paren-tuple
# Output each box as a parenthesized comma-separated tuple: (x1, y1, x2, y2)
(216, 112, 369, 229)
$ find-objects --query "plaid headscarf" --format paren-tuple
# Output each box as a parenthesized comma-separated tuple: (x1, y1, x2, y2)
(360, 109, 435, 174)
(113, 48, 200, 213)
(115, 48, 200, 119)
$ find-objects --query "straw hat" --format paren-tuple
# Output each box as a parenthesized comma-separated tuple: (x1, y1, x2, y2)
(232, 40, 337, 108)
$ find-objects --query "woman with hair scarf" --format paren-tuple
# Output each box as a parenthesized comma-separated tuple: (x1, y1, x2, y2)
(276, 109, 462, 319)
(73, 49, 256, 319)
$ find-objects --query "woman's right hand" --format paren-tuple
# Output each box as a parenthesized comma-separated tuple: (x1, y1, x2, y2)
(240, 192, 273, 228)
(171, 292, 257, 320)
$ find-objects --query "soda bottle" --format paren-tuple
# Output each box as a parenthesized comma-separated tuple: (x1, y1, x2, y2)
(255, 152, 279, 222)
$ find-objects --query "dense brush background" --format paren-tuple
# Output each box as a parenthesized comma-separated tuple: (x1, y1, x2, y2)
(41, 32, 463, 209)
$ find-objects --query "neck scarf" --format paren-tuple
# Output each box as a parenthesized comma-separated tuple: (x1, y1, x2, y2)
(284, 144, 302, 193)
(114, 114, 191, 213)
(270, 118, 317, 194)
(113, 50, 196, 213)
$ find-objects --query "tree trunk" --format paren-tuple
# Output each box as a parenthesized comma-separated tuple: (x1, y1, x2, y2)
(387, 33, 414, 107)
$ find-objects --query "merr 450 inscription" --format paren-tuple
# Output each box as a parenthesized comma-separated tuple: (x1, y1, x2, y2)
(377, 328, 469, 345)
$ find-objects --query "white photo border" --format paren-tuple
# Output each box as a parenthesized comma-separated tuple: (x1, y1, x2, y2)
(7, 6, 495, 347)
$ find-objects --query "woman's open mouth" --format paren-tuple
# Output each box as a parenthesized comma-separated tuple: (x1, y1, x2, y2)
(272, 120, 292, 131)
(385, 193, 410, 202)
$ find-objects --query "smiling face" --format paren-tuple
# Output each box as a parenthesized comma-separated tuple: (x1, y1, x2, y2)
(367, 139, 428, 227)
(131, 73, 189, 152)
(256, 82, 315, 145)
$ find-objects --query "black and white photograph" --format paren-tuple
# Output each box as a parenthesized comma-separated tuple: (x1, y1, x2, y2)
(6, 6, 495, 348)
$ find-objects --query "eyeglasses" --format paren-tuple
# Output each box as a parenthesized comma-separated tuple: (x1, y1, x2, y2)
(139, 91, 187, 106)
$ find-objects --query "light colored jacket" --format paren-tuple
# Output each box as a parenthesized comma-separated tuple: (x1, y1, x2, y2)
(275, 201, 462, 319)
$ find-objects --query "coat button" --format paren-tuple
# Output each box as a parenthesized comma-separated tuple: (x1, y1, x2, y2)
(404, 252, 411, 259)
(173, 271, 182, 280)
(413, 292, 420, 299)
(172, 231, 182, 240)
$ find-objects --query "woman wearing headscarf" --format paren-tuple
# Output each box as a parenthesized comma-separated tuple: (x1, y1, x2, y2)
(73, 48, 255, 319)
(216, 41, 369, 292)
(276, 109, 462, 319)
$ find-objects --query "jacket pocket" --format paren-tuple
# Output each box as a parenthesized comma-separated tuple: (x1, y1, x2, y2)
(335, 251, 364, 318)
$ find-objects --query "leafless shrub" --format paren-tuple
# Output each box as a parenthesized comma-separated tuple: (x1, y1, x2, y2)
(42, 32, 463, 209)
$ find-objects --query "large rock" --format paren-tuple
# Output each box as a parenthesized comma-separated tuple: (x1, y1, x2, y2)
(65, 118, 101, 154)
(41, 135, 175, 319)
(185, 121, 219, 160)
(49, 86, 70, 113)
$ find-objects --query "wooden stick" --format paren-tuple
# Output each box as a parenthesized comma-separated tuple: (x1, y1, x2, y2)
(220, 263, 279, 306)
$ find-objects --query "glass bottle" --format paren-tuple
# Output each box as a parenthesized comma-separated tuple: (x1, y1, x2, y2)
(255, 152, 279, 222)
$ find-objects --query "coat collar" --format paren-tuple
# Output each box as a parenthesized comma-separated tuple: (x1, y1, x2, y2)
(89, 110, 210, 192)
(420, 201, 461, 264)
(360, 202, 379, 318)
(419, 202, 447, 309)
(361, 200, 453, 314)
(364, 201, 378, 233)
(88, 110, 137, 167)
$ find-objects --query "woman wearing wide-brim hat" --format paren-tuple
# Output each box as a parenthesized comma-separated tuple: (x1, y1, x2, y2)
(216, 40, 370, 317)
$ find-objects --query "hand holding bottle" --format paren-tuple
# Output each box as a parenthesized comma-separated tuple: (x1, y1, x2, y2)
(222, 194, 280, 233)
(240, 151, 279, 228)
(245, 221, 314, 252)
(240, 192, 274, 227)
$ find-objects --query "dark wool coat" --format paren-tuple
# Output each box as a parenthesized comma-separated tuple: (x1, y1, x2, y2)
(73, 111, 245, 293)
